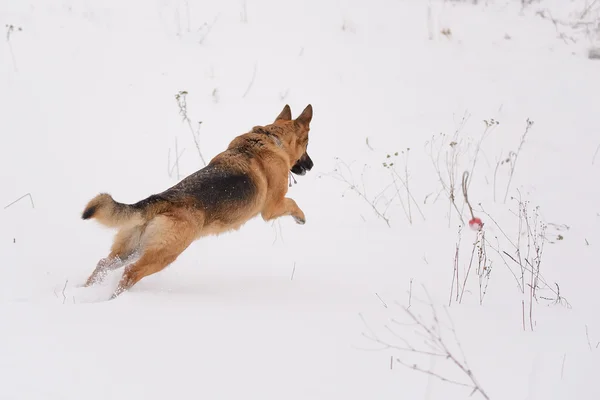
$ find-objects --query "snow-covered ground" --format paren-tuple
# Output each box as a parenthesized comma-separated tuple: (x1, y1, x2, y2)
(1, 0, 599, 398)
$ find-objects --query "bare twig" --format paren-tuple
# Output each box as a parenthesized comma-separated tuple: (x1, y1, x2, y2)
(4, 193, 35, 209)
(5, 24, 20, 72)
(459, 231, 478, 304)
(175, 91, 206, 166)
(327, 158, 391, 227)
(375, 293, 388, 308)
(477, 232, 491, 305)
(291, 262, 296, 281)
(462, 171, 475, 220)
(504, 119, 533, 203)
(168, 138, 185, 180)
(407, 278, 413, 309)
(198, 15, 220, 45)
(62, 280, 68, 305)
(363, 288, 490, 399)
(426, 125, 468, 226)
(385, 150, 426, 224)
(580, 0, 599, 19)
(586, 325, 593, 351)
(450, 226, 462, 306)
(468, 118, 498, 191)
(242, 63, 258, 98)
(404, 149, 412, 223)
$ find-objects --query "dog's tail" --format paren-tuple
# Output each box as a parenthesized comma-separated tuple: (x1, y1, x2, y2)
(81, 193, 145, 228)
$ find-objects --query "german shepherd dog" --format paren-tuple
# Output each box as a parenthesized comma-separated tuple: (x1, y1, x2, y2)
(81, 104, 314, 299)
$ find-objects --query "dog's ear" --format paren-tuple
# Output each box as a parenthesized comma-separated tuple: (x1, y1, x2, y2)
(275, 104, 292, 122)
(295, 104, 313, 126)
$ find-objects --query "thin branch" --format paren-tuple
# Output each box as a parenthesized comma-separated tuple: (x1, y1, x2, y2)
(504, 118, 533, 203)
(4, 193, 35, 209)
(290, 262, 296, 281)
(175, 91, 206, 166)
(592, 144, 600, 165)
(62, 280, 69, 305)
(242, 63, 258, 98)
(586, 325, 593, 352)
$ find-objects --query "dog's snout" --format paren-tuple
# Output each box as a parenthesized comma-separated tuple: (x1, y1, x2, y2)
(290, 153, 313, 176)
(305, 154, 314, 170)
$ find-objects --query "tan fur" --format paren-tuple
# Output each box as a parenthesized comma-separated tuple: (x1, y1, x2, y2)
(82, 104, 314, 299)
(82, 193, 144, 228)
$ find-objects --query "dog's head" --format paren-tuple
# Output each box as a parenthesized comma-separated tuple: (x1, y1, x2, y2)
(272, 104, 314, 176)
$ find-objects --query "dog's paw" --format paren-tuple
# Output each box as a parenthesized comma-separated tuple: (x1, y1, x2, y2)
(293, 215, 306, 225)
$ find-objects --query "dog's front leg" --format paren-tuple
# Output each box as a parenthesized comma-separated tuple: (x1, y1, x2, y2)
(262, 197, 306, 225)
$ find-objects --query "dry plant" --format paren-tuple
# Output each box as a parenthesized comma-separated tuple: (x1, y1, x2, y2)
(174, 0, 191, 37)
(448, 172, 492, 306)
(592, 143, 600, 164)
(382, 149, 426, 225)
(585, 325, 600, 351)
(360, 288, 490, 399)
(426, 112, 471, 227)
(198, 15, 220, 45)
(53, 280, 75, 305)
(477, 194, 570, 331)
(534, 2, 600, 48)
(449, 224, 463, 306)
(450, 226, 492, 307)
(468, 118, 499, 192)
(167, 137, 185, 180)
(5, 24, 21, 72)
(4, 193, 35, 209)
(494, 118, 534, 204)
(428, 114, 504, 225)
(175, 90, 206, 166)
(242, 63, 258, 98)
(326, 157, 392, 227)
(448, 173, 568, 326)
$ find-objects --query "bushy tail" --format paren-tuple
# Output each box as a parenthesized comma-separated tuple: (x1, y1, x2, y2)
(81, 193, 144, 228)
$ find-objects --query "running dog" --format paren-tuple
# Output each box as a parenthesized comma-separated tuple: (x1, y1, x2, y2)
(81, 104, 314, 299)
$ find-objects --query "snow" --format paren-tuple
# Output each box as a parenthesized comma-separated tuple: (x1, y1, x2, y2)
(1, 0, 599, 398)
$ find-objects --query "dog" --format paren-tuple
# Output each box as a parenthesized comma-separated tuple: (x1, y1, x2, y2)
(81, 104, 314, 299)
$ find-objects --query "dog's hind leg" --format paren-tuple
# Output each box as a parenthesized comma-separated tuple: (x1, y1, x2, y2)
(110, 213, 197, 299)
(84, 224, 144, 287)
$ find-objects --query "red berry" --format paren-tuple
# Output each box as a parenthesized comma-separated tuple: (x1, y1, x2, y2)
(468, 217, 483, 231)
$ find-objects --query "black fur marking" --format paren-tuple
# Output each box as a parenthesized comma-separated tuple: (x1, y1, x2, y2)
(180, 165, 256, 208)
(251, 126, 282, 144)
(82, 205, 97, 220)
(138, 164, 257, 223)
(131, 194, 168, 210)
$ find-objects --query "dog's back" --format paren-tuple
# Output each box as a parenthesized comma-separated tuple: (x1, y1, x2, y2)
(135, 162, 259, 226)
